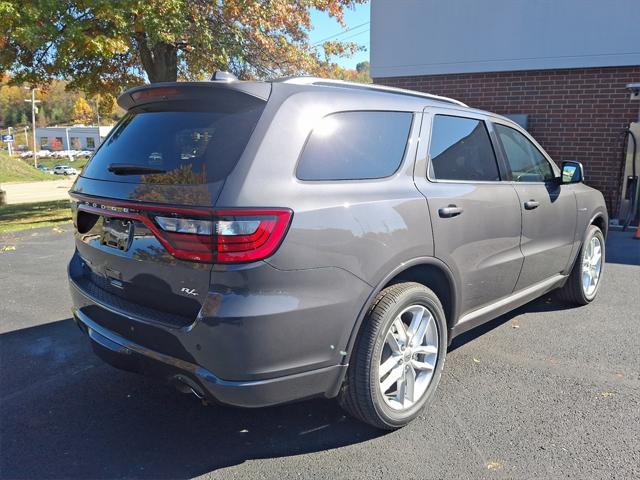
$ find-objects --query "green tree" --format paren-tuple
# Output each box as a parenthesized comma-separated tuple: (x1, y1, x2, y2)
(0, 0, 366, 98)
(356, 61, 370, 74)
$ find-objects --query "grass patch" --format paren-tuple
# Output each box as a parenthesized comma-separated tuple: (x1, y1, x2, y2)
(36, 157, 89, 170)
(0, 199, 72, 234)
(0, 151, 57, 182)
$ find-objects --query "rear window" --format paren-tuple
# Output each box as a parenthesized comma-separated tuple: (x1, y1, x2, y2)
(296, 111, 413, 181)
(82, 100, 265, 184)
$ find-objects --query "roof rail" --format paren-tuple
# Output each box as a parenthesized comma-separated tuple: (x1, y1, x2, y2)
(276, 76, 468, 107)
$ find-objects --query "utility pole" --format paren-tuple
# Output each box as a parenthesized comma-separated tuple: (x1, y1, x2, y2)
(6, 127, 13, 156)
(94, 99, 101, 129)
(94, 98, 102, 143)
(65, 127, 72, 162)
(24, 87, 40, 168)
(24, 126, 29, 149)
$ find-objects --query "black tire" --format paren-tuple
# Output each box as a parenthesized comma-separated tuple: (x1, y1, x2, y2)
(339, 282, 447, 430)
(557, 225, 605, 305)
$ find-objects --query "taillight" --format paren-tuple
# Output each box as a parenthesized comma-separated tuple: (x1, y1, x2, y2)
(72, 195, 292, 264)
(154, 209, 292, 263)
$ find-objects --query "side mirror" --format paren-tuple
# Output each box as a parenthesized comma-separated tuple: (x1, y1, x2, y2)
(560, 160, 583, 184)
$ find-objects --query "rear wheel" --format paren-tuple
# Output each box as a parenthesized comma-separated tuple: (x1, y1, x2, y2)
(557, 225, 604, 305)
(339, 282, 447, 430)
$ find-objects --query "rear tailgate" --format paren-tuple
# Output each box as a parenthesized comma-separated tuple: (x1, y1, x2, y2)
(69, 83, 268, 326)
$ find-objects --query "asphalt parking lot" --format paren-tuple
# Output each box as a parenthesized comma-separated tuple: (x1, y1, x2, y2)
(0, 227, 639, 479)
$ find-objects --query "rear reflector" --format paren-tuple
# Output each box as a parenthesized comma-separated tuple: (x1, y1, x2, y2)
(72, 196, 292, 264)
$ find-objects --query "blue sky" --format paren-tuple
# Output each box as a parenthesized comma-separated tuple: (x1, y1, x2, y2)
(309, 3, 371, 69)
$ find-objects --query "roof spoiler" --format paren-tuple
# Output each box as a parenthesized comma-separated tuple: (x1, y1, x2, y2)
(117, 80, 271, 110)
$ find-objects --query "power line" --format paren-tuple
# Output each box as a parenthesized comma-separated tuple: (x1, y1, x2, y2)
(312, 21, 370, 45)
(338, 29, 370, 43)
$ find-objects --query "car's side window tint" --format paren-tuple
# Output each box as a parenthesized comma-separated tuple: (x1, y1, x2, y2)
(494, 124, 555, 182)
(296, 111, 413, 181)
(428, 115, 500, 182)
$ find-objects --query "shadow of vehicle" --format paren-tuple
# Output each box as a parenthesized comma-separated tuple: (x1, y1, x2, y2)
(449, 294, 574, 352)
(0, 319, 383, 479)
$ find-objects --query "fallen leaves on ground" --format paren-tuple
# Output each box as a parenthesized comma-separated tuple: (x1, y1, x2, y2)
(1, 245, 16, 252)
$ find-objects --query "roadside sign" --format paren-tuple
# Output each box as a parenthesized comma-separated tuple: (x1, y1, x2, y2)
(2, 134, 14, 143)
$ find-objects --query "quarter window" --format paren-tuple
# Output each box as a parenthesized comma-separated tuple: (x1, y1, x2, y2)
(296, 111, 413, 181)
(428, 115, 500, 182)
(495, 124, 555, 182)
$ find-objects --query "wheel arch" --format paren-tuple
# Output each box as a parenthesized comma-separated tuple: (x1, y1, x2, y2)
(590, 212, 607, 238)
(342, 257, 460, 366)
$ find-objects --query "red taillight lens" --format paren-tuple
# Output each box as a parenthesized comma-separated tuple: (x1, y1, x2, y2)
(72, 196, 292, 264)
(214, 210, 291, 263)
(153, 209, 292, 263)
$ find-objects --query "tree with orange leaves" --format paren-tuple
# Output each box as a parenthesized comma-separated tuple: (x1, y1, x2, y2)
(1, 0, 367, 99)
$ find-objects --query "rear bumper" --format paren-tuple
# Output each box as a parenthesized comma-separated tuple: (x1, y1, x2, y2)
(67, 249, 369, 407)
(73, 304, 347, 408)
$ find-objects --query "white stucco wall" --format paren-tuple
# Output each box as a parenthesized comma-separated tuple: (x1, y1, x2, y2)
(371, 0, 640, 78)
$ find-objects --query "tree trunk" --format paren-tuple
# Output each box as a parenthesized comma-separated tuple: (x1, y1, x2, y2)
(135, 33, 178, 82)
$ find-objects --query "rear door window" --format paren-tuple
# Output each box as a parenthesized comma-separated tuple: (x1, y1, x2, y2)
(428, 115, 500, 182)
(82, 100, 265, 184)
(296, 111, 413, 181)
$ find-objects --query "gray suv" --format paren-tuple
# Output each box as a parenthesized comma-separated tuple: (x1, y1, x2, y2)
(68, 76, 607, 429)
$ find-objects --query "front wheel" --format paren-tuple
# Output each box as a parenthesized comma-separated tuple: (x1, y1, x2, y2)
(557, 225, 605, 305)
(339, 282, 447, 430)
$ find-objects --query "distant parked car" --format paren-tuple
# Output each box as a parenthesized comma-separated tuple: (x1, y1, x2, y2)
(36, 165, 53, 174)
(53, 165, 78, 175)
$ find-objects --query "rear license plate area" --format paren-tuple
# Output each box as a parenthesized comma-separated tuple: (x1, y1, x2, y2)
(101, 218, 133, 251)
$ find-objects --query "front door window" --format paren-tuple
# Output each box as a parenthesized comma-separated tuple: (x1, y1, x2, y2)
(495, 124, 555, 182)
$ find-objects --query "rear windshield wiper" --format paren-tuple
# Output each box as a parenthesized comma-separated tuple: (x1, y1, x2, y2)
(107, 163, 167, 175)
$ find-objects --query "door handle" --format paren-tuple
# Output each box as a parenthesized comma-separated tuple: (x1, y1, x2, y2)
(524, 200, 540, 210)
(438, 205, 463, 218)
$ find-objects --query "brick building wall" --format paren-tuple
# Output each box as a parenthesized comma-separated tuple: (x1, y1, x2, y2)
(375, 66, 640, 214)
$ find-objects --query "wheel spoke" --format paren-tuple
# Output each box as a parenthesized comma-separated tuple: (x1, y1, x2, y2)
(411, 358, 435, 371)
(413, 345, 438, 355)
(409, 308, 430, 347)
(380, 365, 403, 393)
(407, 306, 425, 337)
(379, 354, 401, 378)
(385, 331, 402, 354)
(395, 373, 406, 404)
(405, 367, 416, 403)
(392, 317, 408, 345)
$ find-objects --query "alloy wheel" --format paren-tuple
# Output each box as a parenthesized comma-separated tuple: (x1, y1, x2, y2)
(581, 235, 603, 297)
(378, 304, 439, 410)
